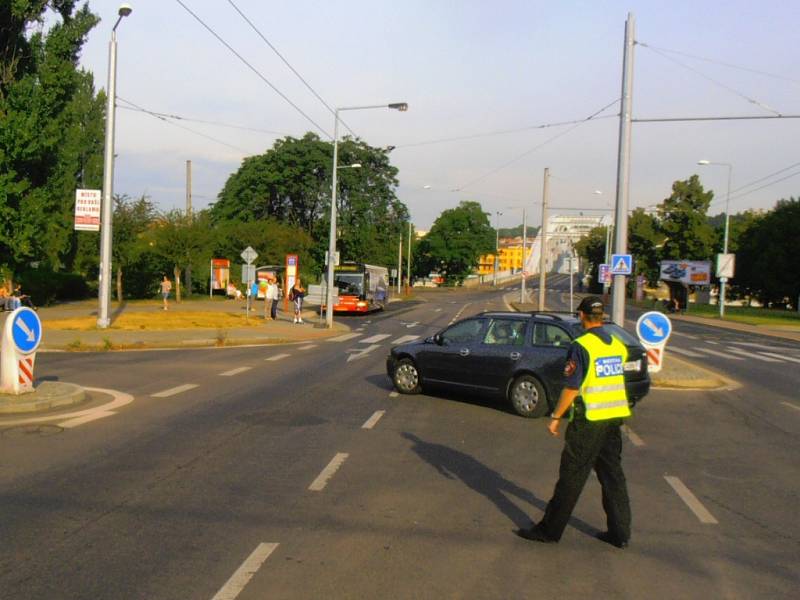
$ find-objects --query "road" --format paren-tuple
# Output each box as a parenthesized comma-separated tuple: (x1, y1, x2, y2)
(0, 281, 797, 598)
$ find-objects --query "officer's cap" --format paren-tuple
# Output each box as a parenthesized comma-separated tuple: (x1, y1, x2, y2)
(577, 295, 604, 316)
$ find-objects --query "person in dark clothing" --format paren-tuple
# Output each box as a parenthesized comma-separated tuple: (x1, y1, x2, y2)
(517, 295, 632, 548)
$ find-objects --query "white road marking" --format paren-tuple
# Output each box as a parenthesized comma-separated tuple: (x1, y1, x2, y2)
(361, 410, 386, 429)
(671, 331, 698, 339)
(729, 341, 779, 350)
(622, 425, 645, 447)
(346, 344, 381, 363)
(698, 348, 744, 360)
(389, 391, 399, 398)
(664, 476, 718, 524)
(297, 344, 317, 351)
(361, 333, 392, 343)
(211, 542, 279, 600)
(327, 333, 362, 342)
(760, 352, 800, 363)
(727, 347, 782, 362)
(781, 401, 800, 411)
(151, 384, 198, 398)
(309, 453, 349, 491)
(406, 321, 419, 328)
(706, 340, 720, 345)
(58, 411, 115, 429)
(265, 353, 291, 362)
(391, 335, 420, 345)
(219, 367, 252, 377)
(434, 308, 442, 312)
(669, 346, 704, 358)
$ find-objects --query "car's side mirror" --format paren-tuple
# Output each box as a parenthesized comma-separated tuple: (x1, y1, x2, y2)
(433, 333, 444, 346)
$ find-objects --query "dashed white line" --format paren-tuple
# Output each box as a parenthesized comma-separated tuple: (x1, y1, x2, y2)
(265, 353, 291, 362)
(698, 348, 744, 360)
(219, 367, 252, 377)
(622, 425, 645, 447)
(309, 453, 349, 491)
(327, 333, 362, 342)
(151, 384, 198, 398)
(361, 410, 386, 429)
(671, 331, 698, 339)
(391, 335, 420, 345)
(780, 401, 800, 412)
(297, 344, 317, 351)
(664, 476, 718, 524)
(361, 333, 392, 344)
(211, 542, 279, 600)
(58, 411, 115, 429)
(727, 347, 782, 362)
(669, 346, 704, 358)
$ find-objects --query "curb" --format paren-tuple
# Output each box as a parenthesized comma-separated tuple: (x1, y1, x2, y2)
(651, 354, 740, 391)
(0, 382, 86, 414)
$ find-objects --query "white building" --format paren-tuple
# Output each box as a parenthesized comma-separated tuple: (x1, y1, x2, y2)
(524, 213, 612, 275)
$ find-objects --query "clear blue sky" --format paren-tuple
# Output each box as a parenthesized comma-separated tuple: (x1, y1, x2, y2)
(76, 0, 800, 230)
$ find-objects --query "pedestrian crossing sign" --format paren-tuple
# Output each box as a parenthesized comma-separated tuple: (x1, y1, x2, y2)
(610, 254, 633, 275)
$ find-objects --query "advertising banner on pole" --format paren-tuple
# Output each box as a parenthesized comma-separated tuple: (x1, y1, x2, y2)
(74, 189, 101, 231)
(210, 258, 230, 291)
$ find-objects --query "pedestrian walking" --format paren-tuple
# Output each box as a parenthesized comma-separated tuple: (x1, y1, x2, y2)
(290, 278, 306, 324)
(160, 276, 172, 310)
(266, 276, 280, 320)
(517, 295, 632, 548)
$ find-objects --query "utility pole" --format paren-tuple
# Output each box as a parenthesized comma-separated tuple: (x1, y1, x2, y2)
(538, 167, 550, 311)
(185, 159, 192, 296)
(406, 221, 412, 295)
(397, 236, 402, 295)
(520, 207, 527, 304)
(611, 12, 635, 326)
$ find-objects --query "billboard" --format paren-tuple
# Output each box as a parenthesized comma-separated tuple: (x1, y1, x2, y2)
(659, 260, 711, 285)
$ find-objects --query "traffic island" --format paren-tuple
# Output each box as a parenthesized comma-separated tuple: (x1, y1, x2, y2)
(651, 354, 739, 391)
(0, 381, 86, 414)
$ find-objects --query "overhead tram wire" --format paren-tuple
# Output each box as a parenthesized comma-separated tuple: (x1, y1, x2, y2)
(728, 168, 800, 203)
(174, 0, 331, 139)
(636, 42, 800, 86)
(450, 97, 620, 193)
(118, 98, 252, 155)
(706, 158, 800, 210)
(639, 43, 783, 116)
(225, 0, 357, 138)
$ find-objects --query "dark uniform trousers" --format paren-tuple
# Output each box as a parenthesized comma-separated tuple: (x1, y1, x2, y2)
(539, 417, 631, 542)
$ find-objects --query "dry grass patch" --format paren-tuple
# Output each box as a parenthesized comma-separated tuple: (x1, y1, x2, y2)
(45, 311, 262, 331)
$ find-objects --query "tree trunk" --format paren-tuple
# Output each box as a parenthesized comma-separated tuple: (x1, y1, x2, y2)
(173, 265, 182, 303)
(116, 267, 123, 303)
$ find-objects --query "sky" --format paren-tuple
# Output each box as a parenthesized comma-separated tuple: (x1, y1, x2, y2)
(71, 0, 800, 231)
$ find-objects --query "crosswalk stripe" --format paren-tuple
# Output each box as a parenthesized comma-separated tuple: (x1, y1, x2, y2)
(758, 352, 800, 364)
(219, 367, 252, 377)
(266, 353, 291, 362)
(727, 347, 782, 362)
(297, 344, 317, 351)
(391, 335, 420, 345)
(327, 333, 362, 342)
(698, 348, 744, 360)
(669, 346, 704, 358)
(361, 333, 392, 344)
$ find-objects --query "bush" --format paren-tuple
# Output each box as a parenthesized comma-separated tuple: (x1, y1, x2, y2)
(18, 269, 91, 306)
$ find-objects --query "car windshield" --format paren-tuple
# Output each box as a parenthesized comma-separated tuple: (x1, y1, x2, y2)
(569, 322, 639, 346)
(333, 273, 363, 295)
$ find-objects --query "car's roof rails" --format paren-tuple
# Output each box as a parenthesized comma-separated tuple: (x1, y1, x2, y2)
(527, 312, 563, 320)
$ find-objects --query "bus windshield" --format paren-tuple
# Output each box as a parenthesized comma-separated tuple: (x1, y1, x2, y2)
(334, 273, 363, 295)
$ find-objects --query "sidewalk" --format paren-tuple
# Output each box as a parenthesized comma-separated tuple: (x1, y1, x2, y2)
(668, 313, 800, 342)
(1, 298, 350, 351)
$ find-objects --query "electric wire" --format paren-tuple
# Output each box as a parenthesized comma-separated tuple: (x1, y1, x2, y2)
(706, 159, 800, 210)
(640, 43, 782, 116)
(225, 0, 357, 138)
(450, 98, 620, 192)
(637, 42, 800, 86)
(728, 168, 800, 203)
(174, 0, 331, 138)
(118, 97, 252, 155)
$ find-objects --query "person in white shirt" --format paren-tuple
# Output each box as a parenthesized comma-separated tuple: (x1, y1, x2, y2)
(266, 276, 280, 320)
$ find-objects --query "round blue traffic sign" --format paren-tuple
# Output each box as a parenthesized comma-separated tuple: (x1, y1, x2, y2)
(635, 311, 672, 346)
(9, 307, 42, 354)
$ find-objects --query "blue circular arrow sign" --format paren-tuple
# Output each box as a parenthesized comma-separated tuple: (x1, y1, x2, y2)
(10, 307, 42, 354)
(635, 311, 672, 346)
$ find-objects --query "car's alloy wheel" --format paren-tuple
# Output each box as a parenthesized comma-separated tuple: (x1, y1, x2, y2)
(509, 375, 547, 418)
(394, 358, 421, 394)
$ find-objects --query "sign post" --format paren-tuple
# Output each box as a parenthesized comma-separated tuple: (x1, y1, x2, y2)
(240, 247, 258, 319)
(1, 307, 43, 394)
(635, 310, 672, 374)
(285, 254, 299, 313)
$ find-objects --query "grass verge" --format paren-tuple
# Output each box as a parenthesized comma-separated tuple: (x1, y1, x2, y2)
(45, 311, 263, 331)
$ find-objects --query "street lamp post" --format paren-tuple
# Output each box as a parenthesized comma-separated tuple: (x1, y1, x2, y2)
(325, 102, 407, 328)
(698, 160, 732, 318)
(97, 3, 133, 329)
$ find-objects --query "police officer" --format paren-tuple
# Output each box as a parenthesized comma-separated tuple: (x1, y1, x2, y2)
(517, 296, 631, 548)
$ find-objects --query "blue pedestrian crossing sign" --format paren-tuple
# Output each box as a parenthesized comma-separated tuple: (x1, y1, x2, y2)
(610, 254, 633, 275)
(635, 311, 672, 346)
(10, 307, 42, 354)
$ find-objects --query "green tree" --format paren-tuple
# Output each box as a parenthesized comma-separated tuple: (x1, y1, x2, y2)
(735, 199, 798, 306)
(112, 194, 157, 301)
(658, 175, 715, 261)
(628, 208, 664, 285)
(0, 2, 104, 279)
(413, 201, 494, 285)
(573, 226, 608, 292)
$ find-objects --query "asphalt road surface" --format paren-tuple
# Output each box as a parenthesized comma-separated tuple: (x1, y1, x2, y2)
(0, 281, 797, 598)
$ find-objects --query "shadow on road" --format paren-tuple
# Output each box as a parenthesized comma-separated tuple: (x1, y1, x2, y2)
(402, 432, 598, 538)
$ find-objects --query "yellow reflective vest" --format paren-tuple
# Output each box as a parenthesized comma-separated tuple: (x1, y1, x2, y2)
(575, 332, 631, 421)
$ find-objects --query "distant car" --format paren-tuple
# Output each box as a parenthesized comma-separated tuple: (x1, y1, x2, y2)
(386, 312, 650, 418)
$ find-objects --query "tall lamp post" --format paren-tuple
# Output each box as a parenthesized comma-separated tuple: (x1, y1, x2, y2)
(325, 102, 408, 328)
(97, 3, 133, 328)
(698, 159, 732, 317)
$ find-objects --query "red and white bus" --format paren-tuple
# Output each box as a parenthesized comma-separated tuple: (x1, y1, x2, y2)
(325, 263, 389, 313)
